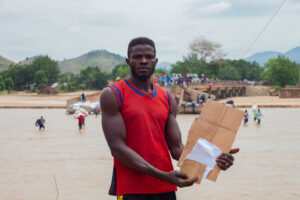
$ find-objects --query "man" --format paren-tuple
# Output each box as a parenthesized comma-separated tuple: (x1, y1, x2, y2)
(253, 109, 257, 122)
(244, 110, 249, 125)
(80, 92, 85, 102)
(78, 115, 85, 130)
(256, 109, 263, 124)
(101, 37, 238, 200)
(208, 80, 212, 95)
(35, 116, 45, 130)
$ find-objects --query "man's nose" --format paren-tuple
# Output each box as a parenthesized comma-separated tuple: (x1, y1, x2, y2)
(141, 56, 148, 63)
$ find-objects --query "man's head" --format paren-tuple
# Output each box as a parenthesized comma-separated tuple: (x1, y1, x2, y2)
(126, 37, 158, 80)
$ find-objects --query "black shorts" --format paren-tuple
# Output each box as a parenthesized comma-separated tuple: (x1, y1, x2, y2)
(118, 191, 176, 200)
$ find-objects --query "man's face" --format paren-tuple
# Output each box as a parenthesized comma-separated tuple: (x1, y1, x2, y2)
(126, 44, 158, 80)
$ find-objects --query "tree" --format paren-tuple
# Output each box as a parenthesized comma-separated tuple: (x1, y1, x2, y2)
(31, 56, 60, 85)
(5, 64, 33, 90)
(0, 75, 5, 91)
(225, 59, 262, 81)
(189, 38, 226, 63)
(79, 66, 109, 90)
(219, 65, 241, 80)
(67, 74, 79, 91)
(112, 64, 130, 80)
(4, 77, 14, 93)
(35, 70, 48, 88)
(262, 56, 299, 88)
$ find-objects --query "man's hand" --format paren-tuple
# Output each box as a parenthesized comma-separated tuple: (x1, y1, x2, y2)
(216, 148, 239, 170)
(163, 170, 198, 188)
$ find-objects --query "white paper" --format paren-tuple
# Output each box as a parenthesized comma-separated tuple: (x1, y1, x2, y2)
(184, 138, 222, 181)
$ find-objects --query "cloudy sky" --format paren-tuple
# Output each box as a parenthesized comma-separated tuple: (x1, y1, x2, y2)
(0, 0, 299, 63)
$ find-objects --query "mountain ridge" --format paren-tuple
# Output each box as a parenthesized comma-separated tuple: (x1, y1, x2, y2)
(0, 55, 14, 70)
(1, 46, 299, 73)
(245, 47, 300, 66)
(59, 50, 126, 73)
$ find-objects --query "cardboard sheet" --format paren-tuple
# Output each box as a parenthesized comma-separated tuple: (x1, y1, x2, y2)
(178, 100, 244, 184)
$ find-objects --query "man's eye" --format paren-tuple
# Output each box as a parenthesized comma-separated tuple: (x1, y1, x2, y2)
(132, 55, 142, 59)
(146, 55, 154, 59)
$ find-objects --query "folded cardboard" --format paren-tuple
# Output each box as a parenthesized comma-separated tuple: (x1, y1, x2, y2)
(178, 100, 244, 184)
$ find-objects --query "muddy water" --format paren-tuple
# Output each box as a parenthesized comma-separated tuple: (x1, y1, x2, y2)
(0, 109, 299, 200)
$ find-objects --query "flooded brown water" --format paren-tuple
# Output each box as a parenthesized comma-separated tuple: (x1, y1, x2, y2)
(0, 109, 299, 200)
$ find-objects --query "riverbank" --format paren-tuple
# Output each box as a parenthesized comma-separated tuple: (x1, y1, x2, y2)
(0, 91, 97, 108)
(218, 96, 300, 108)
(1, 92, 300, 109)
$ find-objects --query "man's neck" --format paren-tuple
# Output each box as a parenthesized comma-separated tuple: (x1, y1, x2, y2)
(128, 75, 153, 94)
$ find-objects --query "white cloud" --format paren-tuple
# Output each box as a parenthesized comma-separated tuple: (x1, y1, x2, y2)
(0, 0, 299, 63)
(196, 1, 231, 15)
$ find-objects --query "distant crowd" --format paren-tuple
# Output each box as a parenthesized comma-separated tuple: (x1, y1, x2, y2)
(152, 73, 256, 87)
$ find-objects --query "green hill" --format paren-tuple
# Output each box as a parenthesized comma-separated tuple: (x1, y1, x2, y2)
(59, 50, 126, 74)
(0, 55, 14, 70)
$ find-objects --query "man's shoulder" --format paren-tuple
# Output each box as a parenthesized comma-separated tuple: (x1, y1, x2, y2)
(100, 87, 121, 111)
(101, 87, 117, 99)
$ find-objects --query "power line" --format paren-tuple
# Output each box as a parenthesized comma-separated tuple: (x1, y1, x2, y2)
(241, 0, 287, 58)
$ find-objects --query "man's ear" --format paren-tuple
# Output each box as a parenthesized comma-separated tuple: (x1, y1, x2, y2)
(126, 58, 130, 66)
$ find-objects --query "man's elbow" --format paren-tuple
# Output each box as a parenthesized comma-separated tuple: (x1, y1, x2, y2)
(170, 148, 182, 161)
(109, 145, 124, 159)
(170, 143, 184, 161)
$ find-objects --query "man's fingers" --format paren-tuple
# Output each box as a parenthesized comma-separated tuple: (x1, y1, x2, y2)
(217, 157, 233, 166)
(187, 176, 198, 183)
(225, 153, 234, 161)
(216, 149, 238, 171)
(216, 155, 233, 170)
(218, 154, 234, 162)
(216, 161, 226, 170)
(175, 171, 188, 179)
(179, 177, 198, 187)
(229, 148, 240, 154)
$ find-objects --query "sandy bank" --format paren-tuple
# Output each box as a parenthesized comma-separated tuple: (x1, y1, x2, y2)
(218, 96, 300, 108)
(1, 92, 300, 109)
(0, 91, 97, 108)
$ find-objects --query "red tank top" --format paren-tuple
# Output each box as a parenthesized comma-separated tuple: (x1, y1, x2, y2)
(107, 78, 177, 195)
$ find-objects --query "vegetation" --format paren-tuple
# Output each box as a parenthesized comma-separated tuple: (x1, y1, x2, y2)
(57, 66, 110, 92)
(0, 40, 299, 93)
(189, 38, 226, 62)
(261, 55, 300, 88)
(111, 64, 130, 80)
(0, 75, 5, 91)
(0, 56, 59, 91)
(170, 54, 262, 81)
(4, 77, 14, 93)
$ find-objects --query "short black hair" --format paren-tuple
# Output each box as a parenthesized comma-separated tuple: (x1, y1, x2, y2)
(127, 37, 156, 58)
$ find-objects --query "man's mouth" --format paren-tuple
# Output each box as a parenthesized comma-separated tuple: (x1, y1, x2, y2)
(137, 67, 151, 73)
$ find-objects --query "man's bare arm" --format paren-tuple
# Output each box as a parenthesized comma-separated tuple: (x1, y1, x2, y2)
(100, 87, 197, 187)
(165, 95, 185, 161)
